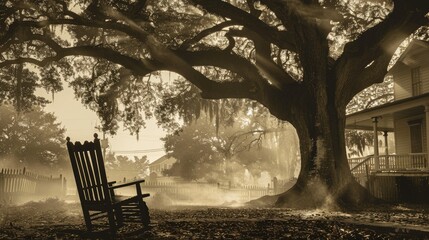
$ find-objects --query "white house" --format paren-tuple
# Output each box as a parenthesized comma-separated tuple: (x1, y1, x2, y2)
(149, 155, 177, 177)
(346, 40, 429, 171)
(345, 40, 429, 203)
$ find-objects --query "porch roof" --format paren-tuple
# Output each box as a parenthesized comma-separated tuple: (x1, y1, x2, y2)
(346, 92, 429, 131)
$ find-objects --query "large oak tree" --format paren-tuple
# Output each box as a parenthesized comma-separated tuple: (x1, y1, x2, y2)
(1, 0, 428, 208)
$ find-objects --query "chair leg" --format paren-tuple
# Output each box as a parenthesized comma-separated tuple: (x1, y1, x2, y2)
(114, 206, 124, 227)
(138, 200, 150, 226)
(82, 209, 93, 232)
(107, 209, 117, 235)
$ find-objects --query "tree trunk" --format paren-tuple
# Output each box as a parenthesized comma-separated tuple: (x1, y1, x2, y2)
(274, 94, 373, 209)
(257, 15, 375, 209)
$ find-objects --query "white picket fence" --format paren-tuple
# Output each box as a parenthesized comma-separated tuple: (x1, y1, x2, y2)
(0, 168, 67, 203)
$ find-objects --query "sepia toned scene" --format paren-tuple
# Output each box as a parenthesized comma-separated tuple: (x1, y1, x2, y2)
(1, 0, 429, 239)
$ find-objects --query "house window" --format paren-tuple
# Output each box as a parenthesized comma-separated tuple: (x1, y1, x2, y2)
(408, 119, 423, 153)
(411, 67, 421, 96)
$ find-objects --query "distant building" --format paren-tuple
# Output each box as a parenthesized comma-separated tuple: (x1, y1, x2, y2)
(149, 155, 177, 177)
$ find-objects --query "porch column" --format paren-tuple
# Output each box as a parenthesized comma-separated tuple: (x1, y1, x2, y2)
(425, 105, 429, 168)
(383, 131, 389, 169)
(372, 117, 379, 170)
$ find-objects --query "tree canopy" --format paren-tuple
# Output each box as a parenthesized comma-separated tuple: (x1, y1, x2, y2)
(1, 0, 429, 208)
(2, 0, 426, 131)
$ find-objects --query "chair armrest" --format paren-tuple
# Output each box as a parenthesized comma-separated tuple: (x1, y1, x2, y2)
(109, 179, 145, 189)
(108, 181, 117, 198)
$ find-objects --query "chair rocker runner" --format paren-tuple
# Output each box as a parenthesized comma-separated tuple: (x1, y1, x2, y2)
(66, 133, 150, 233)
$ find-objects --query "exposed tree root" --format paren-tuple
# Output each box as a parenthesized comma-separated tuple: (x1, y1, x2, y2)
(247, 194, 279, 207)
(248, 180, 379, 210)
(335, 180, 382, 209)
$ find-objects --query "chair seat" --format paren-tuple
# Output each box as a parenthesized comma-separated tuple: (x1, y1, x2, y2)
(113, 195, 150, 224)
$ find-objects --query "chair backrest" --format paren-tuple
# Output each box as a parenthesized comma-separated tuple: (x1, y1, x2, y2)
(66, 133, 111, 204)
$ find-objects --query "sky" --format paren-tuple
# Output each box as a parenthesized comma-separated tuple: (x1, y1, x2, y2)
(39, 86, 167, 163)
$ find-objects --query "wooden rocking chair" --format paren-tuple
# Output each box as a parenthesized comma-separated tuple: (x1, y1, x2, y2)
(66, 133, 150, 234)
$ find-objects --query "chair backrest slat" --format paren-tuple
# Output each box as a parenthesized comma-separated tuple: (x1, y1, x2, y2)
(76, 143, 94, 201)
(89, 143, 104, 201)
(82, 143, 97, 201)
(66, 134, 111, 204)
(67, 141, 86, 203)
(85, 143, 104, 201)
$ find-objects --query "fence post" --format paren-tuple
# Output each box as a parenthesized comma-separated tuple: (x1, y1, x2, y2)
(18, 169, 22, 194)
(272, 177, 278, 194)
(0, 169, 3, 196)
(63, 177, 67, 196)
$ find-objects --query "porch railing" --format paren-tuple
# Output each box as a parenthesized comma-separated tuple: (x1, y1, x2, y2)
(349, 153, 428, 176)
(349, 153, 429, 202)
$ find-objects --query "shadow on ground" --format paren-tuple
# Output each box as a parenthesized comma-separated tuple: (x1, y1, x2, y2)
(1, 199, 429, 239)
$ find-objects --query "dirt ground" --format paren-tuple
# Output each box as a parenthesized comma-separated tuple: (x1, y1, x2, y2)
(1, 199, 429, 239)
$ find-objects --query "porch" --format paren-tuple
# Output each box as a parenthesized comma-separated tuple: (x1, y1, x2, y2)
(346, 93, 429, 202)
(346, 93, 429, 171)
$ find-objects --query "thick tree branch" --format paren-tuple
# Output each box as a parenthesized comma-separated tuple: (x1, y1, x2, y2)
(0, 33, 156, 75)
(335, 0, 429, 106)
(0, 18, 148, 49)
(198, 81, 259, 100)
(350, 54, 392, 98)
(227, 28, 297, 87)
(259, 0, 341, 33)
(246, 0, 262, 17)
(191, 0, 296, 52)
(175, 49, 264, 85)
(171, 50, 305, 124)
(179, 21, 235, 50)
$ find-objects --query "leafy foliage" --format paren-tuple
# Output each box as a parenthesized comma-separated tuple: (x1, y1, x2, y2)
(346, 76, 394, 115)
(345, 130, 374, 157)
(163, 122, 222, 181)
(0, 104, 68, 173)
(163, 109, 297, 183)
(345, 76, 393, 156)
(0, 65, 50, 112)
(104, 152, 150, 181)
(327, 1, 392, 58)
(155, 78, 248, 133)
